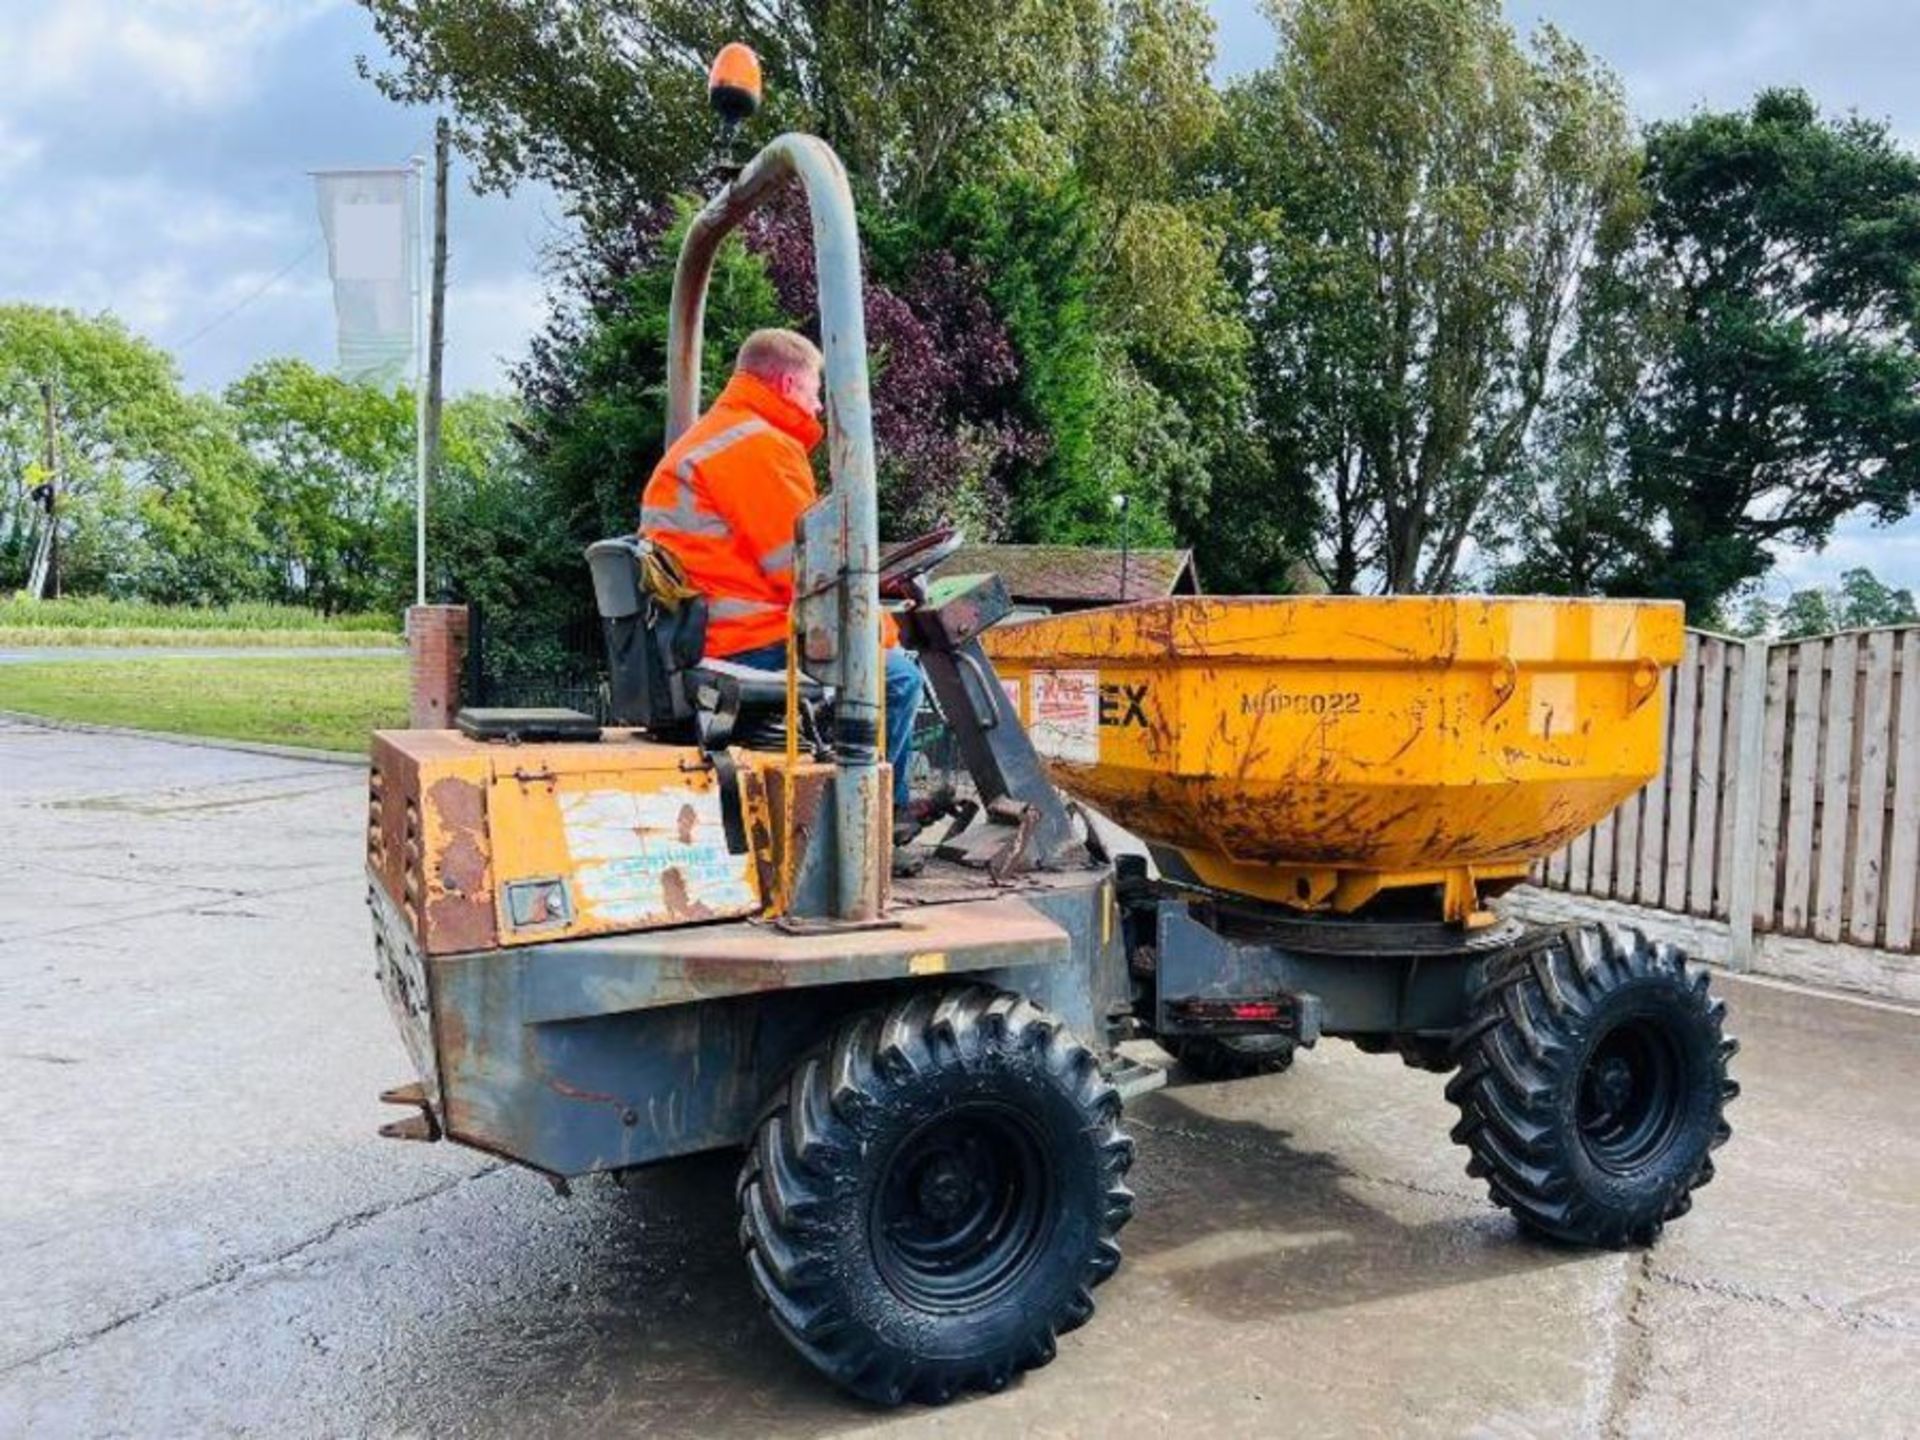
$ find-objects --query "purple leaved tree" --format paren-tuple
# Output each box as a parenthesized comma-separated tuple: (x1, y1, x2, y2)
(745, 194, 1044, 541)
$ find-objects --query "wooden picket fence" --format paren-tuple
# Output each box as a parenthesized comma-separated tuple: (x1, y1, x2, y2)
(1536, 624, 1920, 966)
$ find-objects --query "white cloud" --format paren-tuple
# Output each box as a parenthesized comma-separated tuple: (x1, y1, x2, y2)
(0, 1, 341, 114)
(1767, 515, 1920, 598)
(0, 172, 306, 288)
(0, 117, 42, 177)
(1619, 8, 1799, 117)
(440, 274, 551, 394)
(0, 0, 558, 399)
(0, 169, 333, 384)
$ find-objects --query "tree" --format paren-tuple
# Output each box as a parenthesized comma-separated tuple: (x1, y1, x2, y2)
(358, 0, 1106, 218)
(1835, 567, 1920, 629)
(518, 194, 1046, 555)
(1774, 588, 1837, 640)
(226, 359, 415, 614)
(1212, 0, 1637, 593)
(1720, 566, 1918, 638)
(1511, 91, 1920, 615)
(1490, 405, 1646, 598)
(427, 390, 588, 675)
(133, 394, 272, 605)
(748, 195, 1043, 541)
(361, 0, 1268, 570)
(518, 200, 796, 559)
(0, 305, 263, 600)
(1728, 587, 1780, 639)
(914, 178, 1118, 541)
(1767, 567, 1920, 639)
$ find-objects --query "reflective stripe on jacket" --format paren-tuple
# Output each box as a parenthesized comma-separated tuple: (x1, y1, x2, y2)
(640, 372, 821, 657)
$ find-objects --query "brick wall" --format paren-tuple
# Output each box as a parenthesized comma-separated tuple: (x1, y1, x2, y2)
(407, 604, 469, 729)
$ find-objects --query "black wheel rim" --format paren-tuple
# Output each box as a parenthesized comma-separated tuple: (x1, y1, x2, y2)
(1577, 1016, 1685, 1173)
(872, 1104, 1053, 1313)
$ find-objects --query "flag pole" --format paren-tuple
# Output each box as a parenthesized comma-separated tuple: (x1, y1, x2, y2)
(411, 152, 428, 607)
(424, 119, 450, 543)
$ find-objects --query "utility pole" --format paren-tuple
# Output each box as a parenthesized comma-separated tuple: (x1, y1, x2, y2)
(424, 117, 450, 550)
(40, 382, 59, 600)
(410, 151, 428, 607)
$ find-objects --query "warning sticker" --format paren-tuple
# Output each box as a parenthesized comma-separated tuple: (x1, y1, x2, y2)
(560, 786, 757, 924)
(1030, 669, 1100, 763)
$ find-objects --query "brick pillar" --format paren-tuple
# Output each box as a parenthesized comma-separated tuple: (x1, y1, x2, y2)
(408, 604, 470, 729)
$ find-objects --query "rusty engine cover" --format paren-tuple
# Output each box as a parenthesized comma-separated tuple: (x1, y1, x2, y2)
(368, 730, 830, 955)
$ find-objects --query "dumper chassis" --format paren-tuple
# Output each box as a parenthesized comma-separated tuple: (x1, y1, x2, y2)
(366, 103, 1736, 1407)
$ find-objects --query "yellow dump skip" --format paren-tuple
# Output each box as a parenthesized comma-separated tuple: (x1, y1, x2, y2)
(984, 596, 1683, 918)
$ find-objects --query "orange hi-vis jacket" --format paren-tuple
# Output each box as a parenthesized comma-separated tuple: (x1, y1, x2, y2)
(641, 372, 823, 658)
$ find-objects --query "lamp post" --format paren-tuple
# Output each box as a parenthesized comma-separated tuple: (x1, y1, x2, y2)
(1112, 491, 1132, 602)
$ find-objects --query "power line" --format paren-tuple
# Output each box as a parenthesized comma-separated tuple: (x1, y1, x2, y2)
(167, 239, 321, 354)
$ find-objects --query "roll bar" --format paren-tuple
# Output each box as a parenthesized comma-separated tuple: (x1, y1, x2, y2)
(665, 135, 884, 922)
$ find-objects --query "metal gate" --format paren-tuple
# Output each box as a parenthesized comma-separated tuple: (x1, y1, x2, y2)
(462, 601, 611, 719)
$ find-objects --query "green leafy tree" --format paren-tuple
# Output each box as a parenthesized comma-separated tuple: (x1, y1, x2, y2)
(226, 359, 416, 614)
(133, 395, 272, 605)
(0, 305, 263, 601)
(908, 179, 1110, 539)
(1512, 91, 1920, 615)
(1076, 0, 1287, 580)
(1772, 567, 1920, 639)
(913, 1, 1269, 570)
(1213, 0, 1637, 593)
(915, 177, 1192, 549)
(427, 390, 589, 676)
(1836, 567, 1920, 629)
(1775, 588, 1837, 640)
(1728, 587, 1778, 639)
(360, 0, 1277, 579)
(1490, 400, 1645, 598)
(1720, 567, 1917, 639)
(358, 0, 1106, 217)
(517, 205, 790, 548)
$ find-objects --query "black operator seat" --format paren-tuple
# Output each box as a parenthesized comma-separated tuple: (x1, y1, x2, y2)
(586, 536, 830, 749)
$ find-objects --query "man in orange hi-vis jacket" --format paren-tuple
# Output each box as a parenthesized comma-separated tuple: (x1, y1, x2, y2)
(641, 328, 928, 829)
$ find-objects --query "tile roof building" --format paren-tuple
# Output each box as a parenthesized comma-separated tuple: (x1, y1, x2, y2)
(920, 544, 1200, 612)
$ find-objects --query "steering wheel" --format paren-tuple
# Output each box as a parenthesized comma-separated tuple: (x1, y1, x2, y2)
(877, 525, 964, 601)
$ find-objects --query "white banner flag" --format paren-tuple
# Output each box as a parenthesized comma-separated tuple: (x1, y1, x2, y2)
(313, 168, 417, 388)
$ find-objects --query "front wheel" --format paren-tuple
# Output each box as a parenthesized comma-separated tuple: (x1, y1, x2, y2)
(738, 987, 1135, 1405)
(1445, 924, 1737, 1248)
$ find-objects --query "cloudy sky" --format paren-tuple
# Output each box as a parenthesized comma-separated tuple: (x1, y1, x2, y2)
(3, 0, 1917, 594)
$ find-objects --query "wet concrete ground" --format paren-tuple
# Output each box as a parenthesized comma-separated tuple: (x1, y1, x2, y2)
(5, 716, 1918, 1438)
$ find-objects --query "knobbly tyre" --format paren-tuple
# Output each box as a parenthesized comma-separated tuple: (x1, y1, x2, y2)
(365, 49, 1736, 1408)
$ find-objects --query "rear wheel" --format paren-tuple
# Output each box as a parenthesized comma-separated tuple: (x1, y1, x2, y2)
(1165, 1032, 1296, 1080)
(1445, 924, 1737, 1248)
(738, 986, 1134, 1405)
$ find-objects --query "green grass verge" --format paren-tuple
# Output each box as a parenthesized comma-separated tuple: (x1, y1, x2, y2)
(0, 655, 408, 753)
(0, 625, 401, 649)
(0, 594, 399, 636)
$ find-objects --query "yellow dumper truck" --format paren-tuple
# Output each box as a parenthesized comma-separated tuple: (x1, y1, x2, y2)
(365, 67, 1736, 1407)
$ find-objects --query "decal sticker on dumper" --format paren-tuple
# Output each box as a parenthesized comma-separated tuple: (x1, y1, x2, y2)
(1029, 669, 1100, 763)
(561, 785, 757, 925)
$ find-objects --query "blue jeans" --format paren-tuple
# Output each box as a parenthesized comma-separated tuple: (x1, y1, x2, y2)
(726, 643, 926, 807)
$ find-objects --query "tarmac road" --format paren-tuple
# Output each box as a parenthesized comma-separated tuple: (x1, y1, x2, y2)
(5, 716, 1918, 1438)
